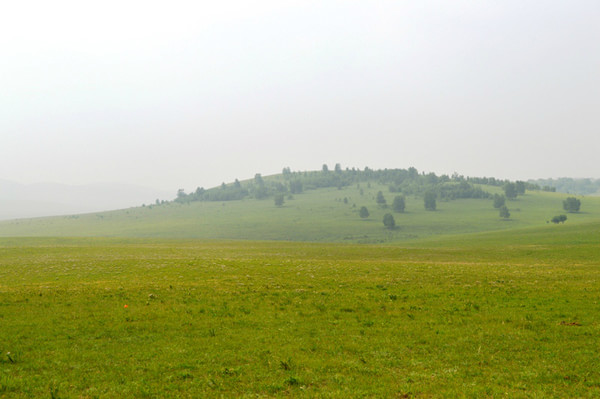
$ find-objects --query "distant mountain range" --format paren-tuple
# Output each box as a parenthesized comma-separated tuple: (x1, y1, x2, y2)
(0, 180, 173, 220)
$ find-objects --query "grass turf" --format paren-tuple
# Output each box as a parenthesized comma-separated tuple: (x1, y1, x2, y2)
(1, 222, 599, 397)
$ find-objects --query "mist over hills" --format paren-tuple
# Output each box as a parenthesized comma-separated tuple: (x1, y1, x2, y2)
(1, 165, 597, 224)
(527, 178, 600, 196)
(1, 165, 598, 243)
(0, 180, 172, 220)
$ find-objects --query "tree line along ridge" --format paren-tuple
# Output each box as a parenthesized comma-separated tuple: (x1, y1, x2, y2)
(169, 165, 581, 221)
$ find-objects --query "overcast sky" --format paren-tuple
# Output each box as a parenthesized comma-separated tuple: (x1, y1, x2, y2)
(2, 0, 599, 192)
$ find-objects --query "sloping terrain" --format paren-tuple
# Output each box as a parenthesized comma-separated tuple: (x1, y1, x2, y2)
(0, 173, 597, 242)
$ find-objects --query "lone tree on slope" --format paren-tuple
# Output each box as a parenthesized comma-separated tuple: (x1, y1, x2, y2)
(383, 213, 396, 229)
(499, 205, 510, 219)
(359, 206, 370, 219)
(392, 195, 406, 213)
(503, 183, 518, 200)
(274, 194, 285, 207)
(563, 197, 581, 213)
(424, 191, 437, 211)
(493, 194, 506, 209)
(376, 191, 387, 207)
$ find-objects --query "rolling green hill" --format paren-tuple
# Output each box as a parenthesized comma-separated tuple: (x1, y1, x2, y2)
(0, 168, 598, 242)
(2, 167, 600, 396)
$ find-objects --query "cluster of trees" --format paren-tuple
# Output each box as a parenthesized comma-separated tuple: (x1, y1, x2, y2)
(173, 164, 549, 211)
(284, 165, 499, 202)
(366, 193, 406, 228)
(376, 191, 431, 213)
(542, 197, 581, 224)
(493, 182, 528, 219)
(175, 173, 292, 204)
(491, 194, 510, 219)
(502, 181, 527, 200)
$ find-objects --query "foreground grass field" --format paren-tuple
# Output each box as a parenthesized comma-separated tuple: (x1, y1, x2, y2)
(1, 222, 599, 397)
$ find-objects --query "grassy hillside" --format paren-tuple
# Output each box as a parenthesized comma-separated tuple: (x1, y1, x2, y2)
(0, 179, 598, 242)
(1, 222, 600, 397)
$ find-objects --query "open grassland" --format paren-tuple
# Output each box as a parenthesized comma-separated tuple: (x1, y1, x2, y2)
(1, 222, 600, 397)
(0, 186, 598, 243)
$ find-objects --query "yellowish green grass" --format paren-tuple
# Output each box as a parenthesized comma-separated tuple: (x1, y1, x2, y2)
(1, 222, 600, 397)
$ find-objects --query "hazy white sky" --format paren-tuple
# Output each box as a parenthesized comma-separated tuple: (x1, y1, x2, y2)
(2, 0, 599, 192)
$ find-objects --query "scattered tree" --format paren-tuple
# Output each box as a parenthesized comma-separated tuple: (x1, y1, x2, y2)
(499, 205, 510, 219)
(376, 191, 387, 207)
(515, 181, 526, 195)
(493, 194, 506, 209)
(392, 195, 406, 213)
(322, 164, 329, 173)
(359, 206, 369, 219)
(551, 214, 567, 224)
(563, 197, 581, 213)
(503, 183, 517, 200)
(383, 213, 396, 229)
(289, 180, 303, 194)
(253, 185, 268, 200)
(424, 191, 437, 211)
(334, 163, 342, 173)
(274, 194, 284, 207)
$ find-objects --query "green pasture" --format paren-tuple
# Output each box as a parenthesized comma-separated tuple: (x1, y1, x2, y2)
(0, 186, 597, 243)
(1, 221, 600, 397)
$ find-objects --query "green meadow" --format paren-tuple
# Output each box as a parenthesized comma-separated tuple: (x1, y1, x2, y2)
(1, 175, 599, 397)
(0, 184, 597, 243)
(1, 221, 600, 397)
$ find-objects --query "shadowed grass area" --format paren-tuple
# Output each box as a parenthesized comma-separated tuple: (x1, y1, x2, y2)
(1, 222, 599, 397)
